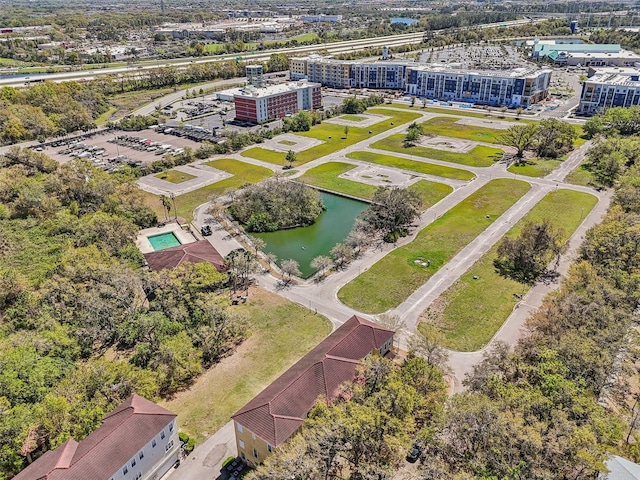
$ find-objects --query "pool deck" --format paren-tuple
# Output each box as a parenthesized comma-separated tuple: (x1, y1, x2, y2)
(136, 222, 197, 254)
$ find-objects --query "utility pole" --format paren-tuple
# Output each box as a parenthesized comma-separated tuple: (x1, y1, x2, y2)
(160, 0, 165, 14)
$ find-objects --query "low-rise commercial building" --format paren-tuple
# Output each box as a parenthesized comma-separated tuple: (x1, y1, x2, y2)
(231, 315, 394, 467)
(578, 67, 640, 114)
(225, 81, 321, 124)
(13, 395, 180, 480)
(531, 40, 640, 67)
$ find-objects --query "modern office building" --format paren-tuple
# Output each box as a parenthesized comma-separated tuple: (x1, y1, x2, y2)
(13, 395, 180, 480)
(290, 55, 551, 107)
(231, 315, 394, 467)
(578, 67, 640, 114)
(227, 81, 321, 124)
(246, 64, 264, 87)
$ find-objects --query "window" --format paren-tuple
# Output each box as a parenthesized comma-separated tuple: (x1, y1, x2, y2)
(139, 451, 144, 460)
(267, 444, 273, 453)
(152, 439, 157, 448)
(131, 458, 136, 468)
(239, 440, 245, 449)
(237, 424, 243, 433)
(123, 466, 128, 475)
(169, 422, 174, 432)
(134, 474, 142, 480)
(251, 433, 256, 440)
(161, 430, 165, 440)
(253, 449, 258, 459)
(241, 452, 246, 460)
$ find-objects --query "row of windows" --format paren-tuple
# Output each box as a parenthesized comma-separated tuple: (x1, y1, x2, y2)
(117, 423, 174, 478)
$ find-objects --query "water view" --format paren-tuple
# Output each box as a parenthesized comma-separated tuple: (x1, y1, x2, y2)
(390, 17, 418, 25)
(255, 192, 368, 278)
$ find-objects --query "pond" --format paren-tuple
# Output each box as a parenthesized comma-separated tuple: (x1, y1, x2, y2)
(254, 192, 368, 278)
(391, 17, 418, 25)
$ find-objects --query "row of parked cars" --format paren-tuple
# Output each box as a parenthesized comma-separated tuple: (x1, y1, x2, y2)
(54, 140, 142, 172)
(108, 135, 184, 156)
(156, 124, 218, 143)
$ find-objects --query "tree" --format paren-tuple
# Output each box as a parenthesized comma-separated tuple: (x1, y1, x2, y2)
(494, 220, 565, 291)
(408, 325, 449, 369)
(248, 235, 266, 256)
(281, 259, 301, 283)
(310, 255, 333, 277)
(404, 122, 424, 147)
(343, 125, 349, 138)
(358, 187, 422, 242)
(225, 249, 260, 295)
(330, 243, 353, 268)
(499, 124, 537, 160)
(533, 118, 577, 158)
(285, 150, 297, 169)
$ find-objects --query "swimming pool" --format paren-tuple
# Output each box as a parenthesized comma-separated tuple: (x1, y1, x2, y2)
(148, 232, 181, 251)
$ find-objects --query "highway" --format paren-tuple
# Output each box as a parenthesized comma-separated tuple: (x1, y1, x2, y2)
(0, 18, 547, 88)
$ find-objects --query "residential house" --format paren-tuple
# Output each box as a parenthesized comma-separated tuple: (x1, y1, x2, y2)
(231, 315, 394, 467)
(13, 394, 180, 480)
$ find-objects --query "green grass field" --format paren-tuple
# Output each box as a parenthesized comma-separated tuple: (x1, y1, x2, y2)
(155, 170, 197, 183)
(161, 288, 331, 443)
(420, 116, 505, 144)
(507, 158, 563, 178)
(371, 135, 502, 167)
(408, 180, 454, 211)
(241, 108, 422, 166)
(565, 161, 596, 187)
(347, 151, 475, 181)
(341, 114, 367, 122)
(142, 159, 273, 223)
(298, 162, 379, 200)
(426, 189, 598, 352)
(338, 179, 531, 313)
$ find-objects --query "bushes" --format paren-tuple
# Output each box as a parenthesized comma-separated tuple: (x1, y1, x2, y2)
(116, 114, 159, 131)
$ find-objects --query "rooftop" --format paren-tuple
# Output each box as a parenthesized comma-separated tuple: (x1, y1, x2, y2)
(144, 239, 227, 272)
(232, 315, 394, 447)
(228, 80, 321, 99)
(13, 395, 176, 480)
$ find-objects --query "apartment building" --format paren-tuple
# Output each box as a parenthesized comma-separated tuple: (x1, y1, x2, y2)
(579, 67, 640, 114)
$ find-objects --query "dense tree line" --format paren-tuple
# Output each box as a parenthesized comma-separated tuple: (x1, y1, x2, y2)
(228, 178, 325, 232)
(0, 149, 247, 479)
(499, 118, 578, 161)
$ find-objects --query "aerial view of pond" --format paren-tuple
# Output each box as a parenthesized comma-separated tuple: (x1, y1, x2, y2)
(254, 192, 368, 278)
(390, 17, 418, 25)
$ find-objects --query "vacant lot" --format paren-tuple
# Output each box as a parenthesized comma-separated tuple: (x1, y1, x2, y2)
(371, 135, 502, 167)
(420, 116, 505, 144)
(347, 151, 475, 180)
(241, 108, 422, 166)
(161, 288, 331, 443)
(143, 159, 273, 222)
(338, 179, 531, 313)
(507, 158, 563, 178)
(425, 189, 598, 352)
(565, 161, 596, 187)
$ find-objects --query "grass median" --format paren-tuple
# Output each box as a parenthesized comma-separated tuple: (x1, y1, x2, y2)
(346, 151, 475, 181)
(154, 169, 197, 183)
(142, 159, 273, 223)
(565, 161, 596, 187)
(241, 108, 422, 166)
(423, 189, 598, 352)
(161, 288, 331, 443)
(507, 158, 563, 178)
(371, 135, 502, 167)
(337, 179, 531, 313)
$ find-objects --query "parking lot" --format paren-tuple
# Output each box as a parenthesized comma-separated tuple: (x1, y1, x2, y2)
(42, 128, 207, 167)
(419, 44, 529, 70)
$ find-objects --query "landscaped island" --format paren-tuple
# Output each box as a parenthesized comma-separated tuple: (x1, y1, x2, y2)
(229, 178, 325, 232)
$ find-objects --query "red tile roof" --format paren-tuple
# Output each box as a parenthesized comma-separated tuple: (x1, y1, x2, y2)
(232, 315, 394, 447)
(144, 239, 227, 272)
(13, 395, 176, 480)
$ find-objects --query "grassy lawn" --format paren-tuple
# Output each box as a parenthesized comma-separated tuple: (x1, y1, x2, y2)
(425, 189, 598, 352)
(507, 158, 562, 178)
(565, 161, 596, 187)
(421, 116, 505, 144)
(347, 151, 475, 181)
(241, 108, 422, 166)
(408, 180, 453, 210)
(341, 114, 367, 122)
(155, 170, 197, 183)
(95, 106, 118, 126)
(161, 288, 331, 443)
(382, 103, 534, 120)
(371, 135, 502, 167)
(298, 162, 379, 200)
(338, 179, 531, 313)
(142, 159, 273, 222)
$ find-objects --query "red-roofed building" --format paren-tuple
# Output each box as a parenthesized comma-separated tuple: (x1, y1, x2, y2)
(144, 240, 226, 272)
(13, 395, 180, 480)
(231, 315, 394, 466)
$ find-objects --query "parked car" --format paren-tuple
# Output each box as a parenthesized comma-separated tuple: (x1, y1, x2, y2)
(201, 225, 212, 236)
